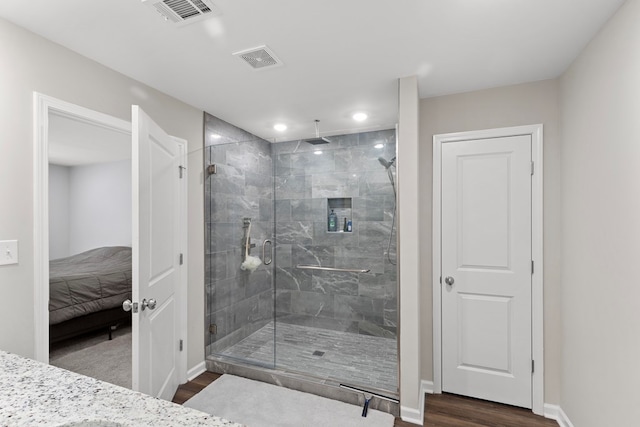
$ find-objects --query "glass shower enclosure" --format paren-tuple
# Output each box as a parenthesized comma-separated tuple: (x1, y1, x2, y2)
(204, 112, 398, 394)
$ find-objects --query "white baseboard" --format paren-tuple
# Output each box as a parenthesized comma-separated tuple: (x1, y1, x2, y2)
(400, 406, 423, 425)
(544, 404, 575, 427)
(187, 361, 206, 381)
(421, 379, 434, 394)
(398, 380, 434, 426)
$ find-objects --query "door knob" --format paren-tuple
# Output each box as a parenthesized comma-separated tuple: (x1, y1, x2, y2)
(444, 276, 455, 286)
(123, 299, 155, 312)
(122, 299, 137, 313)
(141, 298, 157, 311)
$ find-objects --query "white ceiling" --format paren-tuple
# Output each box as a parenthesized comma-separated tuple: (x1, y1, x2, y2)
(0, 0, 626, 141)
(49, 113, 131, 166)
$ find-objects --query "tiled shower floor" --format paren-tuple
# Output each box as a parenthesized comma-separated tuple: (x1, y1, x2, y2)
(215, 322, 398, 393)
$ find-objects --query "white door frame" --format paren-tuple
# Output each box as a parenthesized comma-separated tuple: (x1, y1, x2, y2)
(432, 124, 544, 415)
(32, 93, 188, 386)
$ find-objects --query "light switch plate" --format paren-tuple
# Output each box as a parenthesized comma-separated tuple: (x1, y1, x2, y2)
(0, 240, 18, 266)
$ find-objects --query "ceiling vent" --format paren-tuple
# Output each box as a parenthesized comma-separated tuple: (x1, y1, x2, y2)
(232, 45, 283, 70)
(143, 0, 221, 26)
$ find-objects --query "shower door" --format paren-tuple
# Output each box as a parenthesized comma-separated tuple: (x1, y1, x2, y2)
(204, 120, 276, 369)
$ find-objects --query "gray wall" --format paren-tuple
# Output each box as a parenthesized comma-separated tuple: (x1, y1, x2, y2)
(68, 160, 132, 256)
(419, 78, 562, 404)
(397, 75, 422, 417)
(273, 129, 398, 338)
(560, 0, 640, 424)
(0, 17, 205, 371)
(48, 165, 71, 260)
(204, 113, 274, 354)
(48, 160, 132, 259)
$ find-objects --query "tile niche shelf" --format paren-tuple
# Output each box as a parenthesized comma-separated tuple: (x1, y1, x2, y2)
(327, 197, 353, 233)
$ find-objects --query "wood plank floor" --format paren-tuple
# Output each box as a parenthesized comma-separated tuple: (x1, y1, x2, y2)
(173, 372, 558, 426)
(172, 371, 222, 405)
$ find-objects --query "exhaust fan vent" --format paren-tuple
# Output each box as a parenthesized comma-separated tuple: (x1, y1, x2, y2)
(143, 0, 221, 26)
(233, 45, 283, 70)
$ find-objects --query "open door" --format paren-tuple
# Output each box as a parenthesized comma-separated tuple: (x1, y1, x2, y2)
(130, 105, 186, 400)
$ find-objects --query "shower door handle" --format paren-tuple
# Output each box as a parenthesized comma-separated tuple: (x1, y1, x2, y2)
(262, 239, 273, 265)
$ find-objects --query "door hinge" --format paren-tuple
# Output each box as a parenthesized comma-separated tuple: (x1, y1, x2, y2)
(209, 324, 217, 335)
(179, 339, 183, 351)
(532, 360, 535, 373)
(531, 161, 535, 176)
(179, 165, 186, 178)
(531, 260, 534, 274)
(179, 253, 184, 265)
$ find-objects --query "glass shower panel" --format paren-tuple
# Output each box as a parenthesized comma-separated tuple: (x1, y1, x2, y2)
(204, 119, 276, 369)
(272, 130, 399, 393)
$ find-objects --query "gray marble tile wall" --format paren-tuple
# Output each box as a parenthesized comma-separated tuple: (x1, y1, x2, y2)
(272, 129, 398, 338)
(204, 113, 274, 355)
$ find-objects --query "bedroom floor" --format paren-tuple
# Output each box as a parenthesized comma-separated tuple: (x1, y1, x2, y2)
(49, 325, 131, 389)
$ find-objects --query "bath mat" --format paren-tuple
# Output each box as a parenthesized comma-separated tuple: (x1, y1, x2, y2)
(184, 374, 395, 427)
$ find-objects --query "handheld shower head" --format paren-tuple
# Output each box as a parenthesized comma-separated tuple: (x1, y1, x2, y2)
(377, 155, 398, 266)
(378, 156, 396, 169)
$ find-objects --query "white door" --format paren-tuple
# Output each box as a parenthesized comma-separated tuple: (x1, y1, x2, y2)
(131, 105, 185, 400)
(441, 135, 532, 408)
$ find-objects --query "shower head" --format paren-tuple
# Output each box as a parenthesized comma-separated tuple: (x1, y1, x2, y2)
(305, 119, 331, 145)
(378, 156, 396, 169)
(305, 137, 331, 145)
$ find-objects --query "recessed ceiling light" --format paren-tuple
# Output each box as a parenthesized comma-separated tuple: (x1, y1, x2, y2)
(353, 112, 368, 122)
(375, 143, 384, 149)
(274, 123, 287, 132)
(211, 133, 222, 139)
(314, 150, 323, 155)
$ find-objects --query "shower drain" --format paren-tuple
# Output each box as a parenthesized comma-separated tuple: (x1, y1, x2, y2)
(312, 350, 325, 357)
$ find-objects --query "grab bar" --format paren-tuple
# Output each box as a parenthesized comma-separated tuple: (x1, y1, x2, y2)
(296, 265, 370, 274)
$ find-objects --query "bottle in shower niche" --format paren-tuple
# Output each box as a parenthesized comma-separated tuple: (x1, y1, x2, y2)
(328, 209, 337, 232)
(343, 217, 348, 232)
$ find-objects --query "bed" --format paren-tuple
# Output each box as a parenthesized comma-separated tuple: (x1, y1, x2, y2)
(49, 246, 132, 343)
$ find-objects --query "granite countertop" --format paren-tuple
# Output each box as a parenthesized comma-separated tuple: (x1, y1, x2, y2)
(0, 350, 244, 427)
